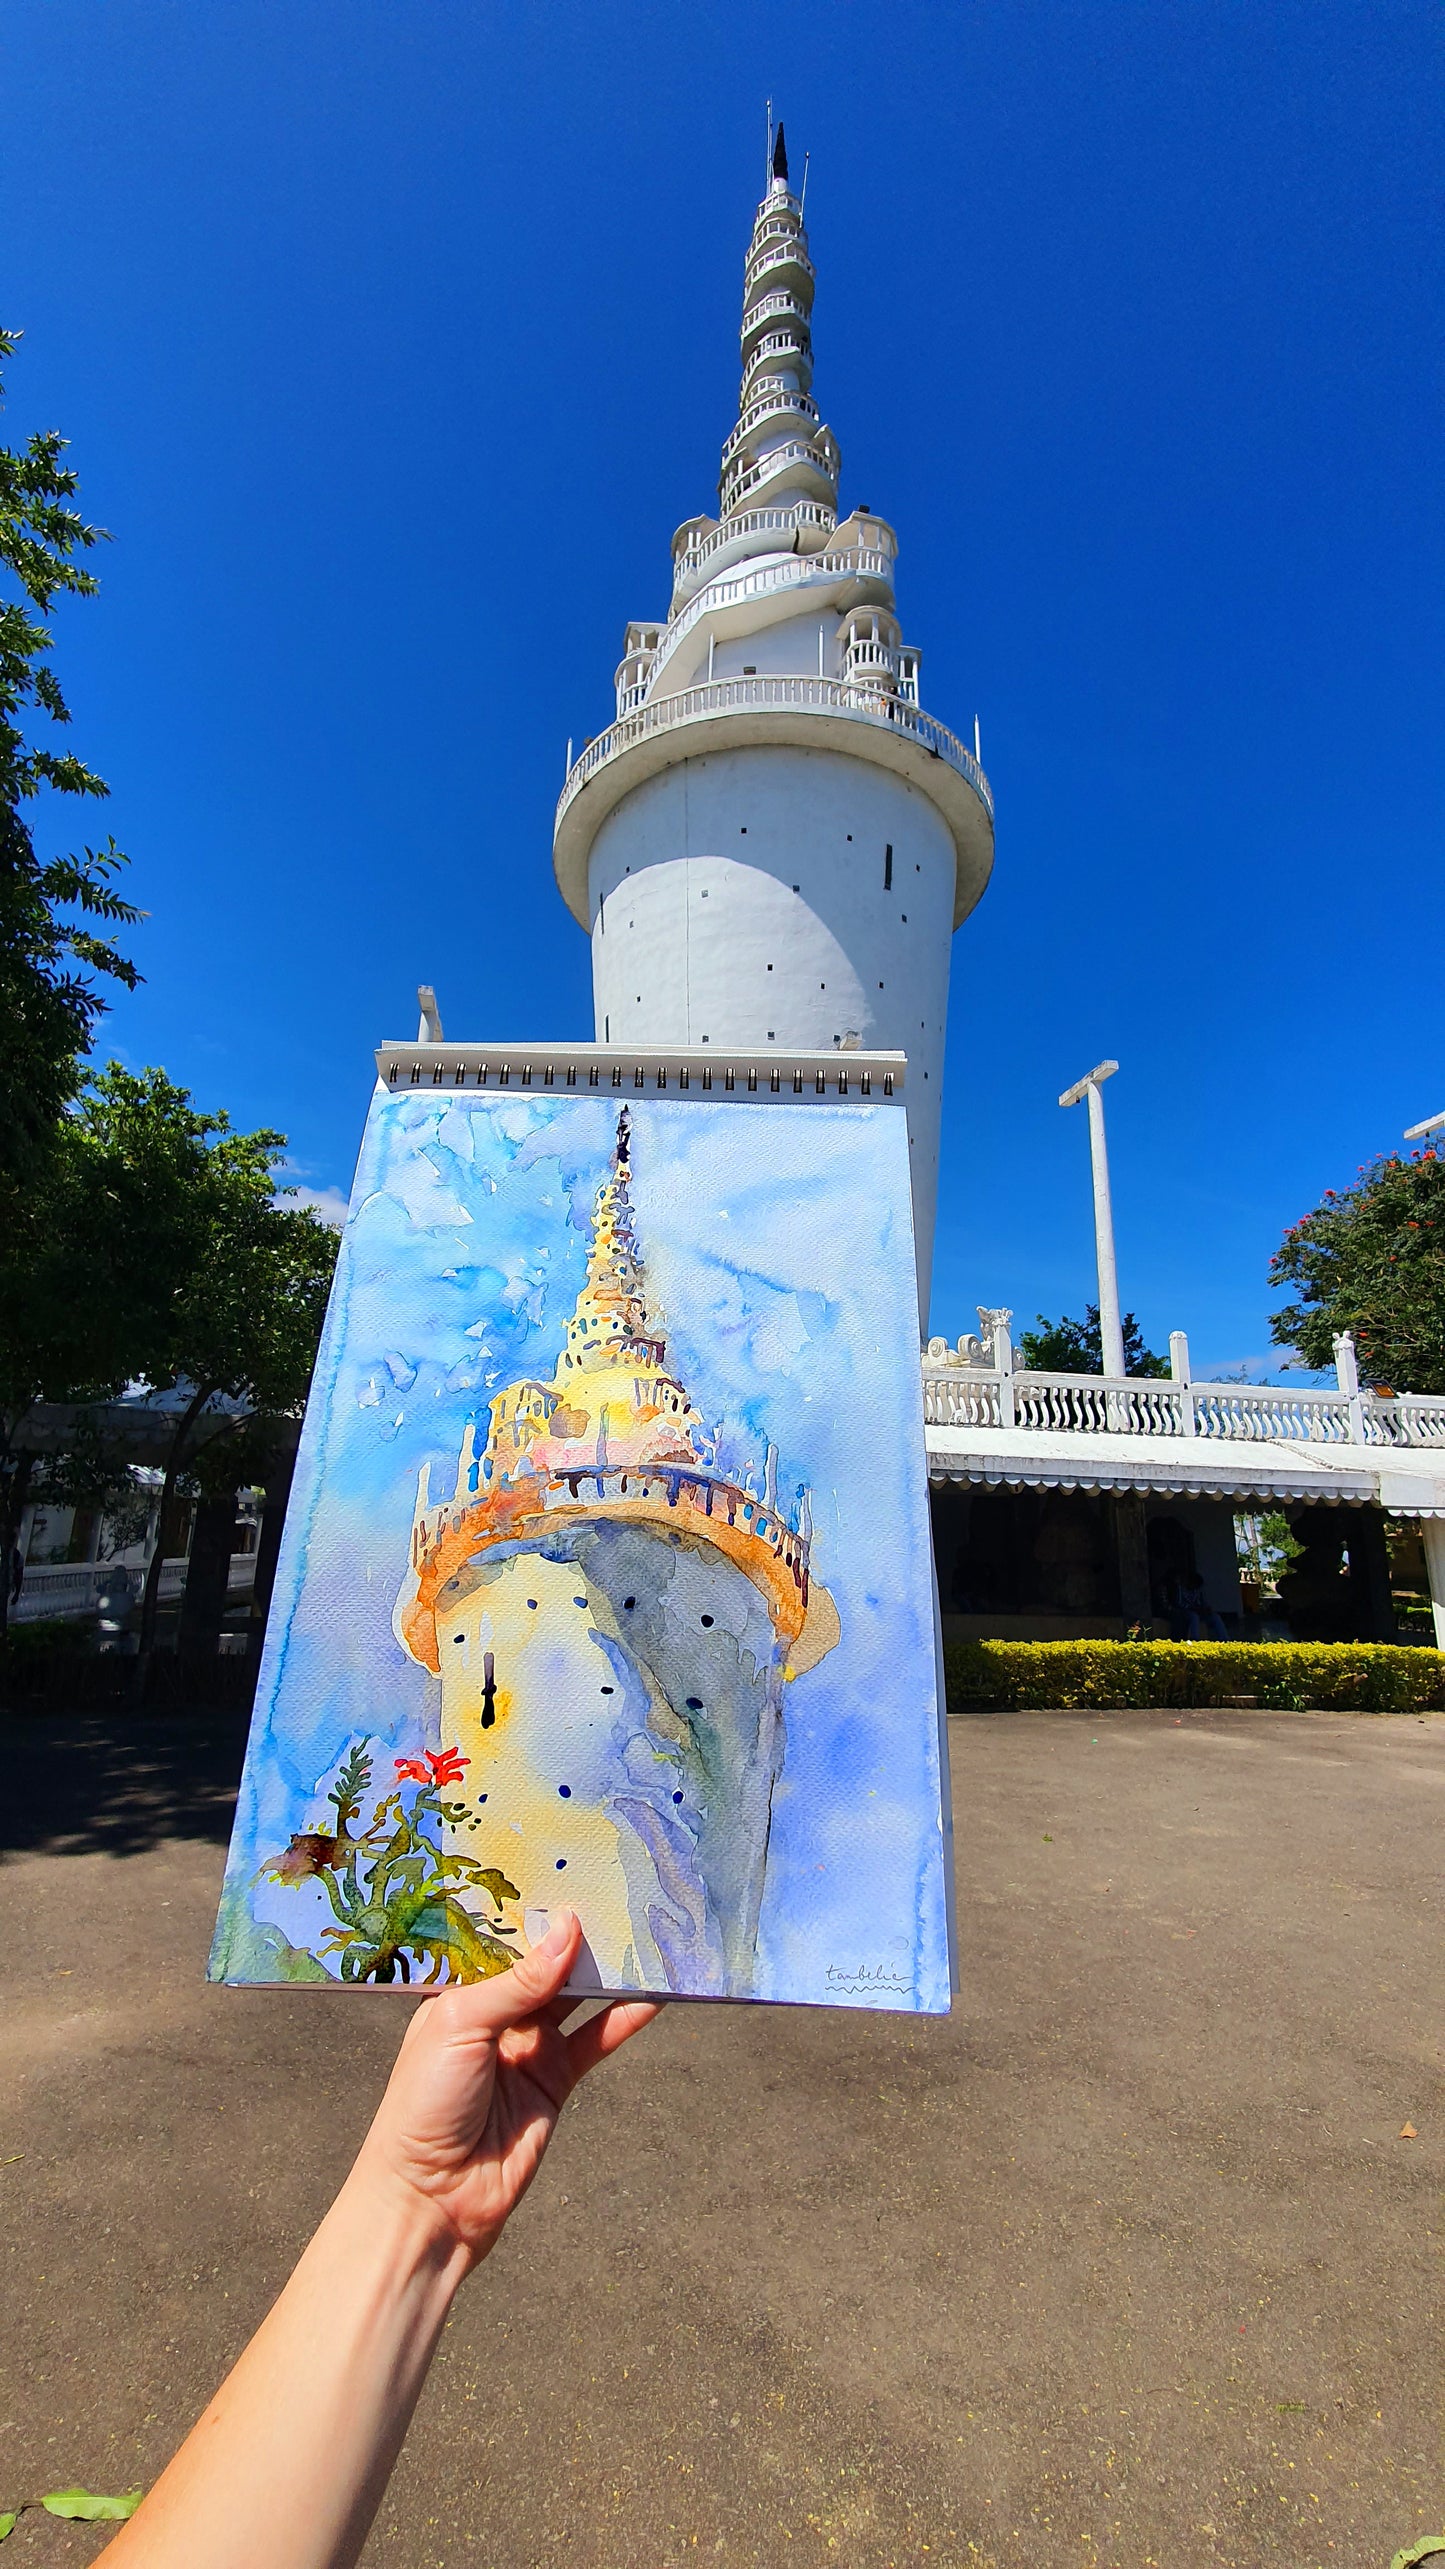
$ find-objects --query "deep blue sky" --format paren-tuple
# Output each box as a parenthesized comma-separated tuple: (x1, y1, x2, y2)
(4, 1, 1441, 1371)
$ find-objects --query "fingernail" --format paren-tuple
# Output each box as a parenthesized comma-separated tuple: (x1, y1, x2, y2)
(537, 1908, 576, 1954)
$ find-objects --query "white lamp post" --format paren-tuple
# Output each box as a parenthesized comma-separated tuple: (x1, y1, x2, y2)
(1059, 1060, 1126, 1379)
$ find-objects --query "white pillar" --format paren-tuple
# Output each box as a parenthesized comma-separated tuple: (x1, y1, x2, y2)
(980, 1306, 1014, 1427)
(1333, 1329, 1366, 1444)
(1421, 1518, 1445, 1651)
(1086, 1080, 1126, 1380)
(1169, 1329, 1195, 1436)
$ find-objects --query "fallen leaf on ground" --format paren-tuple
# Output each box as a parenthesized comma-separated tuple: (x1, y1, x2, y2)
(0, 2514, 16, 2542)
(1399, 2123, 1418, 2140)
(42, 2490, 143, 2522)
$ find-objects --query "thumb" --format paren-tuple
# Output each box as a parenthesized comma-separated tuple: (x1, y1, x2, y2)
(441, 1907, 582, 2039)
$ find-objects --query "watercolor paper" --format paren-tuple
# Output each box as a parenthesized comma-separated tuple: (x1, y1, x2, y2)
(211, 1082, 951, 2009)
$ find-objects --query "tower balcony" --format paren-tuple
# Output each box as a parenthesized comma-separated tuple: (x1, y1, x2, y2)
(841, 636, 900, 689)
(669, 501, 837, 605)
(749, 208, 807, 252)
(647, 541, 898, 698)
(719, 387, 819, 470)
(742, 331, 813, 400)
(745, 240, 815, 305)
(553, 675, 994, 934)
(740, 291, 811, 359)
(720, 434, 838, 515)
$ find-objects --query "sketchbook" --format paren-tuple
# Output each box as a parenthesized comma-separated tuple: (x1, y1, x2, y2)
(210, 1045, 953, 2010)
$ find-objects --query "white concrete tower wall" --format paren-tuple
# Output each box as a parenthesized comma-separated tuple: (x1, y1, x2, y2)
(588, 745, 956, 1289)
(553, 123, 995, 1324)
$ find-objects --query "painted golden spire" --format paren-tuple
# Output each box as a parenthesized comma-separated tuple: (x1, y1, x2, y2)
(394, 1110, 838, 1679)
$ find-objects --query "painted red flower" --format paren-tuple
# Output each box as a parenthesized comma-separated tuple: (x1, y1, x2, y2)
(394, 1747, 471, 1788)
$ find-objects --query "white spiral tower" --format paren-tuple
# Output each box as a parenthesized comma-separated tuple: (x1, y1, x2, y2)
(552, 126, 994, 1313)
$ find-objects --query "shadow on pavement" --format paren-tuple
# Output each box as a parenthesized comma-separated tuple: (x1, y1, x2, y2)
(0, 1707, 249, 1858)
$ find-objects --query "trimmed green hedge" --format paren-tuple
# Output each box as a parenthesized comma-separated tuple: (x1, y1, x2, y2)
(944, 1638, 1445, 1715)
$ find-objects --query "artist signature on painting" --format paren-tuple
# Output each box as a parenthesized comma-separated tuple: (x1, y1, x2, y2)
(826, 1961, 911, 1997)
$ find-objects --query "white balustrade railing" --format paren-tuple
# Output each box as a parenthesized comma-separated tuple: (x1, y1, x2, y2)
(742, 290, 811, 343)
(721, 437, 838, 510)
(648, 549, 894, 694)
(557, 677, 995, 827)
(720, 387, 820, 468)
(748, 211, 805, 254)
(1364, 1393, 1445, 1447)
(1189, 1384, 1353, 1443)
(922, 1372, 1004, 1430)
(742, 332, 811, 396)
(12, 1552, 259, 1623)
(920, 1346, 1445, 1451)
(746, 239, 814, 295)
(671, 502, 837, 593)
(1008, 1373, 1185, 1436)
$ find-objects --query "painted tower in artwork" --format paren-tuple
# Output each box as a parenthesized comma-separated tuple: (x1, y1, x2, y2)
(393, 1109, 839, 1996)
(551, 128, 995, 1316)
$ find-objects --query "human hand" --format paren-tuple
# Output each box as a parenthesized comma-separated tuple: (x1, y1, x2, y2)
(349, 1911, 659, 2269)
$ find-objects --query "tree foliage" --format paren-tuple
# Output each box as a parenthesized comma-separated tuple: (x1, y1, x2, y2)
(1016, 1305, 1170, 1378)
(1269, 1149, 1445, 1394)
(0, 326, 140, 1195)
(0, 1065, 338, 1659)
(60, 1067, 340, 1669)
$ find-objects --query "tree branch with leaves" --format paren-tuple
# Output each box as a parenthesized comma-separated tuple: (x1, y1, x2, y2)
(1270, 1149, 1445, 1394)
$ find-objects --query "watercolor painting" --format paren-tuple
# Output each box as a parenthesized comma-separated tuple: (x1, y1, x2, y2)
(210, 1083, 951, 2009)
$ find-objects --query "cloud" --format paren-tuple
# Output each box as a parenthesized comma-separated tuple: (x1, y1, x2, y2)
(278, 1182, 349, 1229)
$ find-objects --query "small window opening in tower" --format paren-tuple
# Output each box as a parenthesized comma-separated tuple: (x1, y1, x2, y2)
(743, 665, 756, 675)
(884, 844, 893, 889)
(792, 883, 799, 892)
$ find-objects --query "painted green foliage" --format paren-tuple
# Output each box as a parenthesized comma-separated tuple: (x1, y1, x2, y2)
(261, 1740, 522, 1985)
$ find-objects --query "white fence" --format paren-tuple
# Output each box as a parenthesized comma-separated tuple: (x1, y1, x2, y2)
(922, 1321, 1445, 1450)
(12, 1553, 258, 1625)
(558, 674, 993, 828)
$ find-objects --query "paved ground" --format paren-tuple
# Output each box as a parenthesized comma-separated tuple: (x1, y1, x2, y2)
(1, 1706, 1442, 2569)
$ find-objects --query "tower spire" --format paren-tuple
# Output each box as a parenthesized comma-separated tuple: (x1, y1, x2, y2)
(719, 128, 838, 526)
(553, 152, 996, 1319)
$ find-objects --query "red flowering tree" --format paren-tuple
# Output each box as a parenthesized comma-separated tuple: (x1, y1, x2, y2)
(1269, 1150, 1445, 1393)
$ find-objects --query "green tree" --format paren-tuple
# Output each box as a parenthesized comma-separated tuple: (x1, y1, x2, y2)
(62, 1068, 338, 1680)
(0, 326, 140, 1194)
(1269, 1148, 1445, 1393)
(1016, 1305, 1170, 1378)
(0, 1068, 337, 1667)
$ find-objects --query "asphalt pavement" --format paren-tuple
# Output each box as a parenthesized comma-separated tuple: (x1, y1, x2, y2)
(1, 1704, 1442, 2568)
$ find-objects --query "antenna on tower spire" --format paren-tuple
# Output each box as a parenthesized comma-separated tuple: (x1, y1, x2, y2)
(765, 97, 773, 188)
(799, 148, 810, 212)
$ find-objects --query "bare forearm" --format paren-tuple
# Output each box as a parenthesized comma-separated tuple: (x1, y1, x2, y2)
(102, 2173, 469, 2569)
